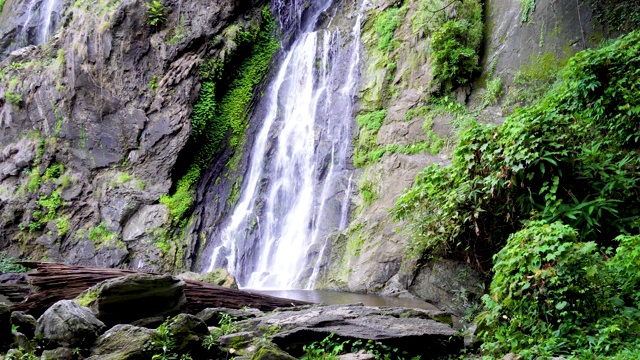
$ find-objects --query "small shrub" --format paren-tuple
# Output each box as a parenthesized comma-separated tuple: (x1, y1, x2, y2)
(146, 0, 167, 27)
(5, 91, 22, 106)
(356, 110, 386, 131)
(0, 252, 28, 274)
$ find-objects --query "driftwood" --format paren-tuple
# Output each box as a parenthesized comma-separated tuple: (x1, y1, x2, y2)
(1, 262, 309, 317)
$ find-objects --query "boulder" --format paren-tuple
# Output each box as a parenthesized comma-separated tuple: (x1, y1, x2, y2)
(198, 269, 239, 289)
(1, 303, 14, 350)
(87, 324, 157, 360)
(41, 347, 76, 360)
(75, 273, 186, 326)
(244, 305, 462, 358)
(35, 300, 106, 348)
(250, 340, 297, 360)
(196, 307, 264, 327)
(10, 311, 37, 338)
(166, 313, 210, 353)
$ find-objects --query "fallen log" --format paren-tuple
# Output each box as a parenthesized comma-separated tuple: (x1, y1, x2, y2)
(1, 262, 309, 317)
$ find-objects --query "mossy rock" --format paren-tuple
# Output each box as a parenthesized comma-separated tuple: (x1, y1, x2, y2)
(250, 340, 296, 360)
(197, 268, 239, 289)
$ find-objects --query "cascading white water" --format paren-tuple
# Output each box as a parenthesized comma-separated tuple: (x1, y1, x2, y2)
(205, 0, 364, 290)
(36, 0, 60, 44)
(16, 0, 61, 47)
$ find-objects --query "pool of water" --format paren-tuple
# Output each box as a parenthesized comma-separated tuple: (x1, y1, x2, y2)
(248, 289, 438, 311)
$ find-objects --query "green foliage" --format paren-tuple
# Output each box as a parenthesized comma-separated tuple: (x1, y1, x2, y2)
(75, 289, 99, 307)
(479, 222, 640, 359)
(165, 7, 279, 225)
(28, 190, 64, 232)
(356, 110, 387, 131)
(519, 0, 535, 23)
(88, 222, 117, 243)
(480, 77, 503, 108)
(428, 0, 483, 94)
(26, 169, 41, 193)
(506, 52, 564, 108)
(0, 0, 5, 13)
(302, 333, 418, 360)
(592, 0, 640, 32)
(160, 165, 200, 224)
(149, 75, 159, 92)
(374, 7, 406, 52)
(42, 163, 64, 182)
(0, 252, 28, 274)
(5, 91, 22, 106)
(204, 313, 238, 347)
(146, 0, 167, 27)
(430, 18, 482, 94)
(394, 31, 640, 272)
(55, 215, 70, 236)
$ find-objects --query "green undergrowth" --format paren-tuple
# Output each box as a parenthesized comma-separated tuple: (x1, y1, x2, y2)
(394, 31, 640, 359)
(0, 252, 28, 274)
(592, 0, 640, 32)
(302, 333, 421, 360)
(160, 6, 279, 225)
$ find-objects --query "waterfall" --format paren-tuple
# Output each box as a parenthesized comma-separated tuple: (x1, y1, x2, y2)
(36, 0, 60, 44)
(14, 0, 62, 47)
(204, 0, 364, 289)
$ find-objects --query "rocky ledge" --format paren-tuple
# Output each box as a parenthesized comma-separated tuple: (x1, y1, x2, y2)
(0, 271, 465, 359)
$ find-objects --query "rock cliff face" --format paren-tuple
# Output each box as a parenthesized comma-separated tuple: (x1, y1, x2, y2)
(0, 0, 615, 313)
(312, 0, 606, 313)
(0, 0, 257, 271)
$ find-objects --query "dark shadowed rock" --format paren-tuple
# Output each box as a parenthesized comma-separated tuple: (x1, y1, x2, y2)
(166, 313, 210, 354)
(87, 324, 157, 360)
(10, 311, 37, 338)
(75, 273, 186, 327)
(36, 300, 106, 348)
(1, 303, 14, 350)
(250, 340, 297, 360)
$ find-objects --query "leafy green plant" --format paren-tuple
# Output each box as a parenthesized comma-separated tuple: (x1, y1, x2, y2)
(149, 75, 159, 92)
(5, 91, 22, 106)
(88, 222, 117, 245)
(430, 16, 482, 94)
(0, 252, 28, 274)
(55, 215, 70, 236)
(519, 0, 535, 23)
(479, 222, 640, 359)
(163, 7, 279, 225)
(394, 31, 640, 272)
(146, 0, 167, 27)
(374, 7, 406, 52)
(480, 77, 502, 108)
(302, 333, 417, 360)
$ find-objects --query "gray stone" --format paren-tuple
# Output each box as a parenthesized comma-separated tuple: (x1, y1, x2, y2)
(408, 259, 484, 316)
(1, 303, 13, 350)
(35, 300, 106, 347)
(11, 311, 37, 338)
(166, 313, 210, 353)
(338, 350, 376, 360)
(87, 324, 157, 360)
(40, 347, 76, 360)
(122, 204, 168, 242)
(197, 307, 264, 327)
(75, 273, 186, 326)
(244, 305, 462, 358)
